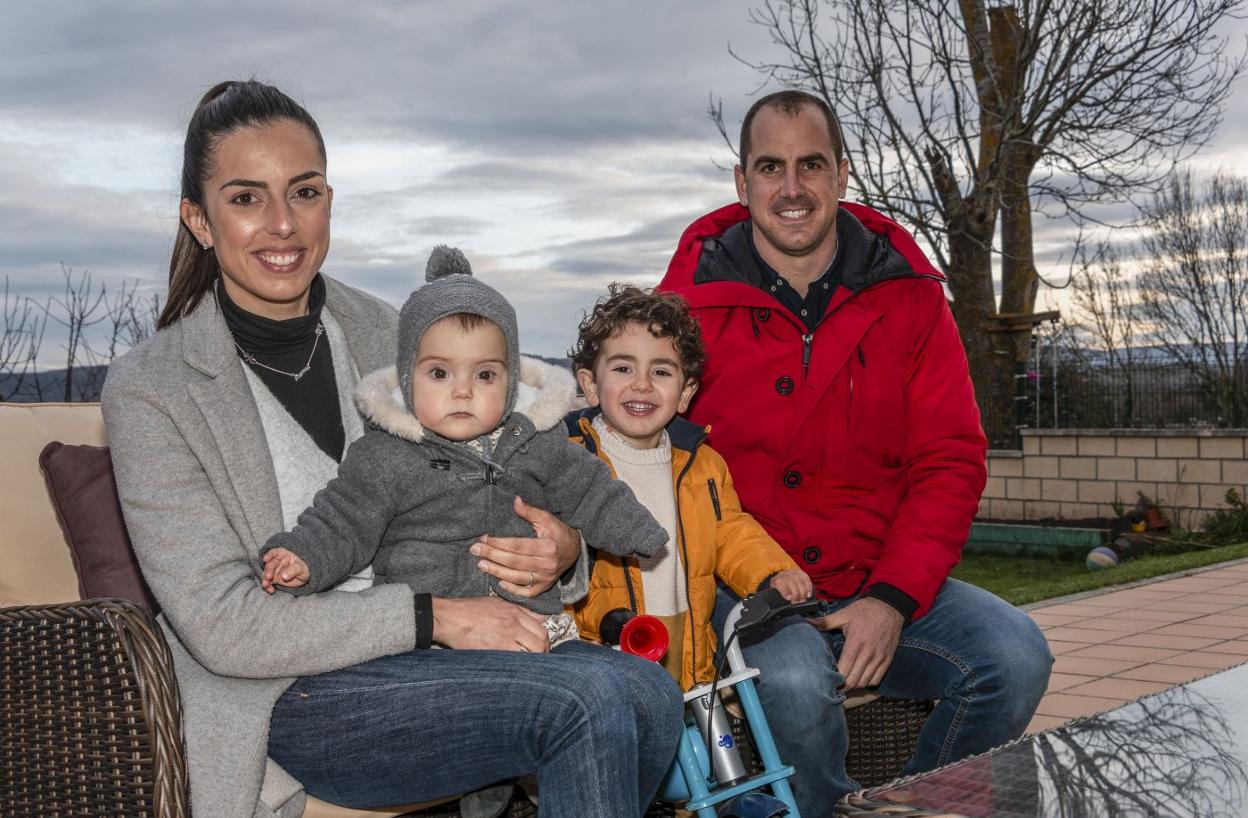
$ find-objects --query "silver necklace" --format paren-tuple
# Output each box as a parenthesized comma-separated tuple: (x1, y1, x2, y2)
(234, 322, 324, 381)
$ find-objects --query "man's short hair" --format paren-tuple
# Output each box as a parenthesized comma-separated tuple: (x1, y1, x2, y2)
(739, 90, 844, 166)
(570, 284, 706, 383)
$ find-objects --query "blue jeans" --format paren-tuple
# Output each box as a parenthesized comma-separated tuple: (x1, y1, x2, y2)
(713, 578, 1053, 818)
(268, 639, 683, 817)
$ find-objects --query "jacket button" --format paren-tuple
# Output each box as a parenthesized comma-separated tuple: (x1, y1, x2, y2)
(775, 376, 794, 396)
(755, 308, 771, 323)
(803, 547, 821, 564)
(783, 470, 802, 488)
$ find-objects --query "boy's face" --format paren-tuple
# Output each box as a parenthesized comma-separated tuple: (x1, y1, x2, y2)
(576, 321, 698, 450)
(411, 317, 509, 441)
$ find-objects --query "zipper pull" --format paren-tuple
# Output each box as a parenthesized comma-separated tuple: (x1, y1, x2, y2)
(707, 479, 722, 521)
(858, 345, 866, 367)
(802, 333, 814, 375)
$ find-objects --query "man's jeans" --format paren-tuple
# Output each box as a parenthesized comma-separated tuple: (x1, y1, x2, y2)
(268, 639, 683, 818)
(713, 578, 1053, 818)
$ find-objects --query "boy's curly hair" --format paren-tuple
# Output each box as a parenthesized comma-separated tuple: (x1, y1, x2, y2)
(570, 284, 705, 383)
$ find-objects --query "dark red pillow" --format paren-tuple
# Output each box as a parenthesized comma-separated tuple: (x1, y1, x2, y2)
(39, 442, 159, 614)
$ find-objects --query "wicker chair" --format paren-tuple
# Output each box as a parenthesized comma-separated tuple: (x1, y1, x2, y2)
(0, 599, 188, 818)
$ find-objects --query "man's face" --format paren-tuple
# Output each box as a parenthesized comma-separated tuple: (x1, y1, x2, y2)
(735, 104, 848, 269)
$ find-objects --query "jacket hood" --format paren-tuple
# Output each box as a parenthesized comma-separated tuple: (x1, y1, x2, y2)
(564, 405, 708, 454)
(659, 201, 943, 296)
(357, 356, 579, 444)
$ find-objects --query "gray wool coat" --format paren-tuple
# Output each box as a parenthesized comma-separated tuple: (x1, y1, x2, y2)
(264, 363, 666, 614)
(101, 278, 416, 818)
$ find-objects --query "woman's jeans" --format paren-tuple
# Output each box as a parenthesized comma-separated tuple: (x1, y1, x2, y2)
(713, 578, 1053, 818)
(268, 639, 683, 817)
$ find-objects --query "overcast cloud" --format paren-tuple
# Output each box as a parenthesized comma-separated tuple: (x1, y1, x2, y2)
(2, 2, 1246, 361)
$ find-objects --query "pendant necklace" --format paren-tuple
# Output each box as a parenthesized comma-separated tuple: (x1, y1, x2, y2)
(234, 323, 324, 381)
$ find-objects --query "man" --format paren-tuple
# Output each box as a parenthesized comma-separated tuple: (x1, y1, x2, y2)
(658, 90, 1052, 815)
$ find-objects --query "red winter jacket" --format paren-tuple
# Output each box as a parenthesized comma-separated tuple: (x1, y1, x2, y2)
(658, 202, 987, 619)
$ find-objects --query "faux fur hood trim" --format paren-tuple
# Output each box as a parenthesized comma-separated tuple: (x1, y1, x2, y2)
(354, 356, 580, 443)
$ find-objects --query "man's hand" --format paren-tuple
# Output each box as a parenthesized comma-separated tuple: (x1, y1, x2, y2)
(811, 597, 904, 690)
(469, 496, 580, 597)
(260, 548, 310, 594)
(432, 596, 551, 653)
(769, 568, 815, 603)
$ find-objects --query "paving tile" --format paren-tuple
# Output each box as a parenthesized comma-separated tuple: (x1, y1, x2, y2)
(1152, 622, 1248, 640)
(1185, 613, 1248, 628)
(1108, 633, 1221, 651)
(1063, 677, 1174, 699)
(1052, 655, 1144, 677)
(1071, 596, 1134, 610)
(1029, 612, 1086, 628)
(1148, 577, 1244, 592)
(1034, 692, 1128, 719)
(1202, 640, 1248, 656)
(1042, 626, 1121, 644)
(1026, 714, 1071, 735)
(1035, 603, 1130, 617)
(1157, 651, 1245, 670)
(1043, 640, 1090, 656)
(1111, 608, 1195, 624)
(1140, 599, 1241, 614)
(1187, 592, 1248, 604)
(1112, 664, 1213, 685)
(1060, 617, 1153, 635)
(1044, 672, 1097, 693)
(1065, 644, 1181, 663)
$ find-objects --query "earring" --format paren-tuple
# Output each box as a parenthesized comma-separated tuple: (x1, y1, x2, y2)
(201, 241, 210, 250)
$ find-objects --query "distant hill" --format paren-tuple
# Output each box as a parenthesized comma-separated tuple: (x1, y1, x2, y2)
(1, 366, 110, 403)
(2, 355, 573, 403)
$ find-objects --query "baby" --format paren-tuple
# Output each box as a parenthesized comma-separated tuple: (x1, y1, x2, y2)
(261, 248, 666, 647)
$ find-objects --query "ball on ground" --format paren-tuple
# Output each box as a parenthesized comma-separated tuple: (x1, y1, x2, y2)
(1086, 545, 1119, 572)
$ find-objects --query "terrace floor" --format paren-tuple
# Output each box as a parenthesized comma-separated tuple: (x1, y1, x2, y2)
(1023, 557, 1248, 734)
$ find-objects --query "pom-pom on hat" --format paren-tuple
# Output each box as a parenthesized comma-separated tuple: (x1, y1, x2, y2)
(396, 245, 521, 422)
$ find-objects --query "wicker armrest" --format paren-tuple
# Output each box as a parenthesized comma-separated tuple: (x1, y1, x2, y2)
(0, 598, 189, 818)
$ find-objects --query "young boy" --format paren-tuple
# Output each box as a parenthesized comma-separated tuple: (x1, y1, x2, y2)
(261, 250, 667, 648)
(566, 284, 812, 688)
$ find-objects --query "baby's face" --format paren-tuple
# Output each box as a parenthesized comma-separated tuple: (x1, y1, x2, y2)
(411, 317, 509, 441)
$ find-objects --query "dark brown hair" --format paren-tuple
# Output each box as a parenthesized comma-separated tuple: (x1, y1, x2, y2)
(739, 90, 844, 167)
(158, 80, 326, 329)
(570, 284, 705, 383)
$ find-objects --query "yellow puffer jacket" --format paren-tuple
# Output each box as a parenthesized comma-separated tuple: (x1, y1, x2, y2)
(566, 409, 798, 690)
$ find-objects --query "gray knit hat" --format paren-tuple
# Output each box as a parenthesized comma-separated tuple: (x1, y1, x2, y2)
(396, 245, 521, 420)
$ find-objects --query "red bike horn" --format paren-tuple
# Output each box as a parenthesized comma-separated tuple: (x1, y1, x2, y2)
(599, 609, 669, 663)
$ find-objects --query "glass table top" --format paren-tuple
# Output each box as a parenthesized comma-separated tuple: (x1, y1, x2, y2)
(860, 660, 1248, 817)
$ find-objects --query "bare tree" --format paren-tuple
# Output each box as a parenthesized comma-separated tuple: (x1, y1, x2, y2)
(0, 277, 46, 401)
(715, 0, 1246, 443)
(1069, 240, 1138, 426)
(0, 270, 162, 402)
(1137, 170, 1248, 426)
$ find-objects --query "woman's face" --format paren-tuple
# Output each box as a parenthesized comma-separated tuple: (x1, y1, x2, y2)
(181, 119, 332, 320)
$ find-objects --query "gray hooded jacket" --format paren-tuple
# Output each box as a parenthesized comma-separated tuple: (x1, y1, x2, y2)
(264, 252, 665, 615)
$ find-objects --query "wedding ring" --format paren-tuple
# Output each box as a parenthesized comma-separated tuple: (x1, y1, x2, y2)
(528, 570, 536, 587)
(516, 641, 530, 652)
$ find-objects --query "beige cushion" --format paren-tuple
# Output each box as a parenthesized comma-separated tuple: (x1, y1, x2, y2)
(0, 402, 105, 606)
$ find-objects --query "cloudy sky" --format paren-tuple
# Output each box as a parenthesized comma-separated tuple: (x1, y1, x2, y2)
(2, 2, 1246, 363)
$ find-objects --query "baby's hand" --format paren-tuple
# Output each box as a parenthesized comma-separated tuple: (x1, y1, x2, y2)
(261, 548, 310, 594)
(769, 569, 814, 604)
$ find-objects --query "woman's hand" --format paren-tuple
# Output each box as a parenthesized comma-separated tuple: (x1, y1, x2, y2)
(431, 596, 551, 652)
(470, 496, 580, 597)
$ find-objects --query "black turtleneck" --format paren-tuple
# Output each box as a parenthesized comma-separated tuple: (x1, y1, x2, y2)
(219, 276, 345, 461)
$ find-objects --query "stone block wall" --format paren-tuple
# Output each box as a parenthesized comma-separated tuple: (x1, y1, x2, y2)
(980, 429, 1248, 528)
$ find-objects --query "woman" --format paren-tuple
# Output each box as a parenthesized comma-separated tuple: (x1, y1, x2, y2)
(102, 80, 682, 818)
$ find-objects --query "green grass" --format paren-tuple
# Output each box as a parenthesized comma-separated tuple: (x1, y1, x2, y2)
(951, 541, 1248, 606)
